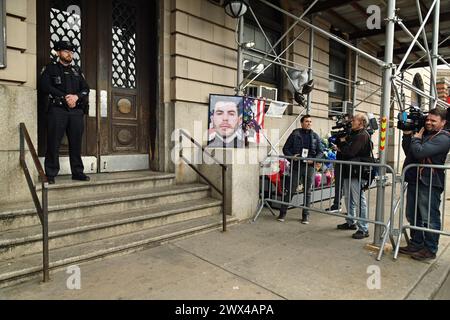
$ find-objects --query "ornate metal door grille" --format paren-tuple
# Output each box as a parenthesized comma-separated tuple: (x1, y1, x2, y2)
(49, 0, 82, 67)
(111, 0, 137, 89)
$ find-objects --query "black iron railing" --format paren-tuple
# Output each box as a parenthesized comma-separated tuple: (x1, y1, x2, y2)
(19, 123, 49, 282)
(178, 129, 228, 232)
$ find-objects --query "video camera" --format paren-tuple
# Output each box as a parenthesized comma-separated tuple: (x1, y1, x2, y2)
(328, 113, 352, 144)
(397, 106, 428, 132)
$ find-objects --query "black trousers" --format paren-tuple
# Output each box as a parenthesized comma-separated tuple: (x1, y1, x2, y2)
(45, 106, 85, 178)
(280, 166, 315, 217)
(333, 162, 344, 206)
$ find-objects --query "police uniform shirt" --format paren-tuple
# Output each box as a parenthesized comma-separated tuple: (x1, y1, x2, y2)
(40, 61, 90, 110)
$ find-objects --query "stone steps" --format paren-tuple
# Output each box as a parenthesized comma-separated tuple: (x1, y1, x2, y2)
(0, 184, 210, 231)
(35, 171, 175, 200)
(0, 215, 238, 288)
(0, 198, 222, 261)
(0, 170, 230, 289)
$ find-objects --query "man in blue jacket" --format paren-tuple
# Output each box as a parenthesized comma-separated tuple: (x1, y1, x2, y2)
(399, 108, 450, 261)
(277, 115, 323, 224)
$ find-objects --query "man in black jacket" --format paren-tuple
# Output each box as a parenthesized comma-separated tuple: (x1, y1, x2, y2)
(336, 113, 373, 239)
(277, 115, 323, 224)
(399, 108, 450, 261)
(39, 40, 90, 184)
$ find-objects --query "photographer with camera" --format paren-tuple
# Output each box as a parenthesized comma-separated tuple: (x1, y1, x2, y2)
(277, 115, 324, 224)
(399, 108, 450, 261)
(326, 114, 352, 213)
(335, 113, 373, 239)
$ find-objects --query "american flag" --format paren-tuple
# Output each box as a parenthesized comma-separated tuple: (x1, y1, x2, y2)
(243, 96, 266, 144)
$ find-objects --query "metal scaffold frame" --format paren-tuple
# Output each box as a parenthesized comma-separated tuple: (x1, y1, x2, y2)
(235, 0, 450, 248)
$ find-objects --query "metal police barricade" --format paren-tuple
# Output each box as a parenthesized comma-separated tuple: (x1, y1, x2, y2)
(254, 155, 398, 260)
(393, 163, 450, 260)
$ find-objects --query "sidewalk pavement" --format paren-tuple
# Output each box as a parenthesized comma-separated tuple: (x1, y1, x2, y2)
(1, 204, 450, 300)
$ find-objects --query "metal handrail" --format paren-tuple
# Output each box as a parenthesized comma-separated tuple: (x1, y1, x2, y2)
(178, 129, 228, 232)
(19, 123, 49, 282)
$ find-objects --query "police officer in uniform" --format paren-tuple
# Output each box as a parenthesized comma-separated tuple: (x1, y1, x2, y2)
(39, 40, 90, 184)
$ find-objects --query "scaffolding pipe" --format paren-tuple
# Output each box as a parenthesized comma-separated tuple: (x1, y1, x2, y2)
(438, 56, 450, 68)
(257, 0, 386, 67)
(430, 0, 440, 109)
(352, 50, 359, 109)
(415, 0, 438, 101)
(245, 47, 357, 86)
(240, 0, 319, 88)
(242, 28, 310, 91)
(307, 17, 314, 114)
(397, 19, 438, 100)
(396, 0, 438, 73)
(236, 16, 244, 94)
(247, 6, 297, 93)
(396, 78, 450, 108)
(374, 0, 396, 247)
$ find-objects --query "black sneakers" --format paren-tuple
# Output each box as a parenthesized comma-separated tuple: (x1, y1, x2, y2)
(301, 215, 309, 225)
(47, 176, 55, 184)
(352, 230, 369, 239)
(277, 212, 286, 222)
(337, 223, 357, 230)
(326, 204, 342, 213)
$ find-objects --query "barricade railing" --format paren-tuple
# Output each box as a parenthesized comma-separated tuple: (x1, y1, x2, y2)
(19, 123, 49, 282)
(254, 155, 398, 260)
(178, 129, 228, 232)
(393, 163, 450, 259)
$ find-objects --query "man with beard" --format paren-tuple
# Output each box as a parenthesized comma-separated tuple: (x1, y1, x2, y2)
(39, 40, 90, 184)
(207, 100, 244, 148)
(399, 108, 450, 261)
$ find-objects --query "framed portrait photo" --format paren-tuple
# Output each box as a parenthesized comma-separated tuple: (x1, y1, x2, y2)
(207, 94, 244, 148)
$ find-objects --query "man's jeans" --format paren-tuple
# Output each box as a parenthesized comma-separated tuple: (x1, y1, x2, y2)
(406, 183, 442, 254)
(343, 178, 368, 233)
(280, 166, 315, 217)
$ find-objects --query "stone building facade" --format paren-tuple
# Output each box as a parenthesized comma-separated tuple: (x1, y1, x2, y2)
(0, 0, 434, 219)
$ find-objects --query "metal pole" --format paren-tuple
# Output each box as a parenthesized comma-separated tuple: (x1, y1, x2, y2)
(352, 50, 359, 108)
(396, 78, 450, 109)
(374, 0, 396, 247)
(240, 0, 318, 89)
(222, 166, 227, 232)
(307, 16, 315, 114)
(430, 0, 440, 109)
(257, 0, 386, 67)
(396, 0, 438, 73)
(236, 16, 244, 95)
(42, 186, 49, 282)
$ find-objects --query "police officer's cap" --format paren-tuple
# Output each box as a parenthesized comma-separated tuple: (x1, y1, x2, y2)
(54, 40, 75, 52)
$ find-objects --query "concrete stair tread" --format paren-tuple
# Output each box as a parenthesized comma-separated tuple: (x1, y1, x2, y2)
(35, 171, 175, 191)
(0, 198, 223, 246)
(0, 183, 209, 217)
(0, 215, 238, 283)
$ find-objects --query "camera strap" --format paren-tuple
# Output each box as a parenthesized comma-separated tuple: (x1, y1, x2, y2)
(419, 130, 445, 177)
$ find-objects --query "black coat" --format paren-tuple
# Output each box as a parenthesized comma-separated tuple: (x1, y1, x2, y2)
(338, 129, 373, 178)
(39, 62, 90, 113)
(283, 128, 323, 169)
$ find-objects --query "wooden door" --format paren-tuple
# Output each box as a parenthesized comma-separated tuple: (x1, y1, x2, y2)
(97, 0, 152, 172)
